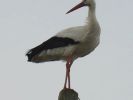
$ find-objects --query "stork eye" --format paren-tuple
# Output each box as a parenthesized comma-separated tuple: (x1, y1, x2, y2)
(83, 0, 88, 5)
(83, 0, 86, 2)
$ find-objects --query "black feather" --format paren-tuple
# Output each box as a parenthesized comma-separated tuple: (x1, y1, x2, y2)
(26, 36, 80, 61)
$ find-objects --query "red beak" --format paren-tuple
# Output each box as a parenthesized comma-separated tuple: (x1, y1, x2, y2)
(66, 1, 85, 14)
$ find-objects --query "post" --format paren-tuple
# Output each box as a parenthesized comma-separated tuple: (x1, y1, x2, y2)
(58, 88, 80, 100)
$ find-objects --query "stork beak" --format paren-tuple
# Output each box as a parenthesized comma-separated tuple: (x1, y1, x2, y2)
(66, 1, 85, 14)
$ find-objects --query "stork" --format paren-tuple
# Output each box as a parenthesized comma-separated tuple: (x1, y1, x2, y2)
(26, 0, 101, 89)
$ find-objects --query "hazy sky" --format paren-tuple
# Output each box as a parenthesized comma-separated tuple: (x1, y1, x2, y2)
(0, 0, 133, 100)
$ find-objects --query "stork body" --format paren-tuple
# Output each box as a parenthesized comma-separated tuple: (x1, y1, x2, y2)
(26, 0, 100, 89)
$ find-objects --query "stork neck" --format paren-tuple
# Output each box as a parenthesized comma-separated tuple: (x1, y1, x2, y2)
(88, 7, 96, 22)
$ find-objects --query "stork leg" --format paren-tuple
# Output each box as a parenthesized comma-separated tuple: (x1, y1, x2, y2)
(64, 56, 73, 89)
(64, 68, 68, 89)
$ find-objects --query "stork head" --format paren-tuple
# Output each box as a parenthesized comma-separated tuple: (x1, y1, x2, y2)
(66, 0, 96, 14)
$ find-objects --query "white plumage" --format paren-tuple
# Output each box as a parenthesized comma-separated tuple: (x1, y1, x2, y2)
(26, 0, 101, 89)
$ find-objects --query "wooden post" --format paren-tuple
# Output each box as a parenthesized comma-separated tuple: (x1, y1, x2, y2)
(58, 88, 80, 100)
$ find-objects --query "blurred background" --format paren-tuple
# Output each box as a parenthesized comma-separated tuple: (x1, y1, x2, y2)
(0, 0, 133, 100)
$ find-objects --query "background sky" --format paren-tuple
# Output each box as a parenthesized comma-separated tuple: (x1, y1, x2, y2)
(0, 0, 133, 100)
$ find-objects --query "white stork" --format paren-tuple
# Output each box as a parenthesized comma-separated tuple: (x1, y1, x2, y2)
(26, 0, 101, 89)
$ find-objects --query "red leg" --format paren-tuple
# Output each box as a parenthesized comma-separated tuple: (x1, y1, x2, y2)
(68, 66, 71, 89)
(64, 67, 68, 89)
(64, 56, 73, 89)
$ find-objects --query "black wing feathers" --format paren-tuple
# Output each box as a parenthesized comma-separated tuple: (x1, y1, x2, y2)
(26, 36, 80, 61)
